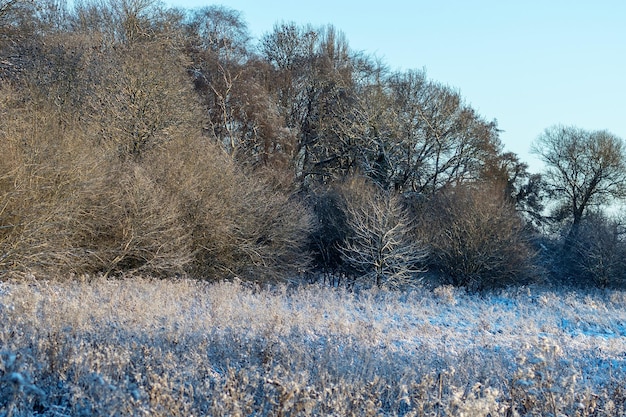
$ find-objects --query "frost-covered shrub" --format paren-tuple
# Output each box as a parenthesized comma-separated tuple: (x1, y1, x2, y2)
(566, 212, 626, 288)
(417, 183, 536, 290)
(336, 177, 427, 288)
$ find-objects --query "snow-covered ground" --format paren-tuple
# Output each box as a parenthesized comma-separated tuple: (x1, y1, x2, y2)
(1, 277, 626, 415)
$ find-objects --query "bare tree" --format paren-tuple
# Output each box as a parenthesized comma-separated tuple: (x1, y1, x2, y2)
(107, 0, 158, 44)
(532, 125, 626, 234)
(260, 26, 503, 193)
(69, 0, 160, 45)
(185, 6, 258, 157)
(261, 21, 316, 72)
(338, 177, 426, 288)
(186, 5, 250, 62)
(261, 23, 363, 185)
(83, 41, 201, 159)
(386, 70, 502, 194)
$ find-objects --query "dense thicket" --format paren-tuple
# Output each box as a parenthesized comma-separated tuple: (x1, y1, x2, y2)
(1, 0, 625, 288)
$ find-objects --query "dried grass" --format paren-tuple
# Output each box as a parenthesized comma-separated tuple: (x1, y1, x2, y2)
(1, 277, 625, 416)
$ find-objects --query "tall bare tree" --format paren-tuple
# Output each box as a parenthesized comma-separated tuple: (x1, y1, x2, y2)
(532, 125, 626, 234)
(261, 23, 363, 184)
(185, 6, 256, 156)
(387, 70, 502, 194)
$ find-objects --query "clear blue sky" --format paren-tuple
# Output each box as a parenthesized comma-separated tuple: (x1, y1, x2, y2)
(164, 0, 625, 173)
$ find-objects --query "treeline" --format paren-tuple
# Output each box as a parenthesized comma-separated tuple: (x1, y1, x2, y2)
(1, 0, 625, 289)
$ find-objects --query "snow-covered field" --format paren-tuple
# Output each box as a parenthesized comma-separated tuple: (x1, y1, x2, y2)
(1, 277, 626, 416)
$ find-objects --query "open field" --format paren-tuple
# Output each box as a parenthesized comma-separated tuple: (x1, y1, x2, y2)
(2, 276, 626, 416)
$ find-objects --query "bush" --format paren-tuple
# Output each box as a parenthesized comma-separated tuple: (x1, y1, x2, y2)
(0, 93, 101, 276)
(0, 91, 193, 278)
(336, 176, 427, 288)
(566, 212, 626, 288)
(72, 163, 194, 277)
(417, 183, 536, 290)
(144, 135, 313, 282)
(0, 84, 312, 281)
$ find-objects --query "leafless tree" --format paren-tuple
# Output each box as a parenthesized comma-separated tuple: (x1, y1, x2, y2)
(532, 125, 626, 234)
(387, 70, 502, 194)
(185, 6, 262, 158)
(261, 23, 363, 184)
